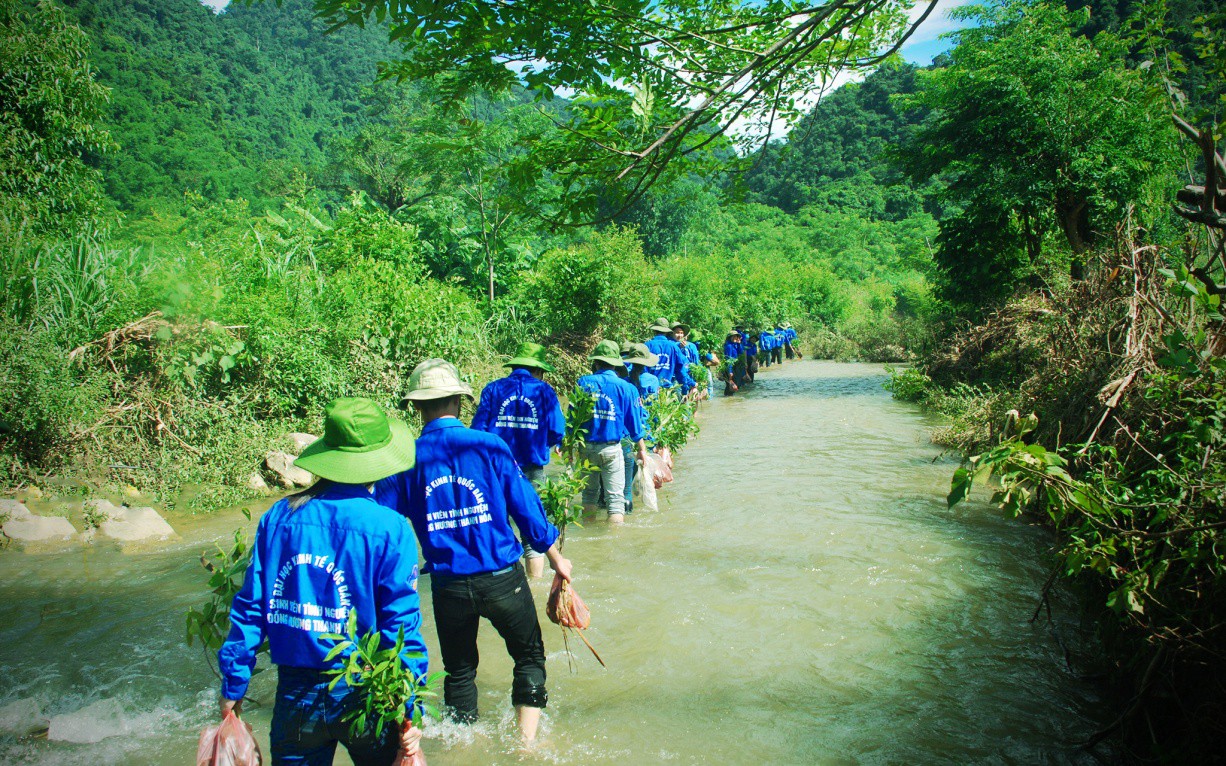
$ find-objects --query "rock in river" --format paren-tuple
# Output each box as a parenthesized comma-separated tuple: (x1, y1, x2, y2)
(86, 499, 176, 541)
(1, 500, 76, 542)
(0, 697, 48, 736)
(47, 698, 129, 744)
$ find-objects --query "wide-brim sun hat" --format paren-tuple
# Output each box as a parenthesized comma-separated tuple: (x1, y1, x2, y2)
(504, 341, 555, 372)
(620, 341, 659, 367)
(589, 339, 626, 367)
(401, 358, 474, 402)
(649, 316, 674, 334)
(671, 320, 689, 333)
(294, 397, 416, 484)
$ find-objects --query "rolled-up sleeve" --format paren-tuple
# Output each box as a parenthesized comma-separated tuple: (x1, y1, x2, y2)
(375, 521, 429, 715)
(218, 514, 269, 701)
(500, 448, 559, 553)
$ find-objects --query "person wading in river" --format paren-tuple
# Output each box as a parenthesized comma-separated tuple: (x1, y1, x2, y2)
(218, 397, 426, 766)
(645, 317, 696, 396)
(620, 340, 660, 515)
(470, 341, 565, 578)
(723, 329, 742, 395)
(375, 359, 573, 744)
(577, 340, 650, 524)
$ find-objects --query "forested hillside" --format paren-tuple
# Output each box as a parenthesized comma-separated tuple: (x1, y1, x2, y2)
(62, 0, 399, 211)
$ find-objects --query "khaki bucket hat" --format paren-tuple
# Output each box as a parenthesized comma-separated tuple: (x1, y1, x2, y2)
(671, 320, 689, 334)
(649, 317, 674, 334)
(588, 340, 626, 367)
(504, 341, 555, 373)
(402, 358, 474, 403)
(294, 398, 416, 484)
(620, 341, 659, 367)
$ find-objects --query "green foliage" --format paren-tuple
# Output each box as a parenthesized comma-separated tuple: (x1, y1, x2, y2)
(883, 366, 932, 403)
(324, 609, 444, 733)
(899, 0, 1178, 313)
(539, 388, 596, 542)
(185, 510, 259, 654)
(512, 227, 659, 347)
(0, 0, 113, 241)
(645, 387, 698, 452)
(311, 0, 931, 222)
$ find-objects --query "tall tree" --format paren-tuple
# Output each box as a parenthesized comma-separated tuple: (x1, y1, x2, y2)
(0, 0, 112, 240)
(899, 0, 1176, 307)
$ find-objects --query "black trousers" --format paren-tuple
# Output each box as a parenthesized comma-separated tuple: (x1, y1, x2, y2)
(430, 563, 547, 721)
(785, 342, 795, 359)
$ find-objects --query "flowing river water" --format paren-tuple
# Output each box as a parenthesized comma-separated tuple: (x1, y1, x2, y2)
(0, 361, 1111, 765)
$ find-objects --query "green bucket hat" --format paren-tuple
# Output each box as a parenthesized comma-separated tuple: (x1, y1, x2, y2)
(671, 320, 689, 334)
(294, 398, 416, 484)
(402, 358, 474, 402)
(589, 339, 625, 367)
(504, 341, 555, 373)
(620, 341, 659, 367)
(649, 316, 674, 334)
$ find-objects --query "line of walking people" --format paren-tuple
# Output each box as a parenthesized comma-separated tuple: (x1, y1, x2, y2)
(214, 315, 800, 765)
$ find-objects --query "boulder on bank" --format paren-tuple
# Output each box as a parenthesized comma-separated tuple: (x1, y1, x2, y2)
(284, 432, 319, 455)
(0, 697, 48, 736)
(0, 498, 31, 521)
(87, 499, 176, 541)
(247, 471, 271, 493)
(2, 499, 76, 543)
(266, 450, 313, 488)
(47, 698, 129, 744)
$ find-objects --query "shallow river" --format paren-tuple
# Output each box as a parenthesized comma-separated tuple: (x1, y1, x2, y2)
(0, 361, 1109, 764)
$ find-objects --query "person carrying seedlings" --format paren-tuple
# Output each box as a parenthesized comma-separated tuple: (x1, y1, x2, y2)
(691, 330, 719, 399)
(745, 329, 760, 383)
(577, 340, 650, 524)
(723, 330, 743, 395)
(783, 322, 800, 359)
(672, 321, 699, 367)
(645, 317, 696, 395)
(471, 341, 565, 578)
(620, 341, 660, 514)
(772, 324, 786, 365)
(218, 397, 427, 766)
(375, 359, 573, 745)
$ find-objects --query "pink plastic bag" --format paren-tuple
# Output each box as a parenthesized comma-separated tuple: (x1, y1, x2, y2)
(645, 451, 673, 488)
(197, 711, 262, 766)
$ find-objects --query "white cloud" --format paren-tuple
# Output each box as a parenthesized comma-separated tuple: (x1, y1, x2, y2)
(200, 0, 229, 13)
(905, 0, 976, 46)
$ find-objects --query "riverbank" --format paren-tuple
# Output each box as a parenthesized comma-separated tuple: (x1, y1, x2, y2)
(0, 361, 1110, 764)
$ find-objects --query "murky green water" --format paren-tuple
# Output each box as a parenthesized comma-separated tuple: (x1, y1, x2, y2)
(0, 361, 1108, 764)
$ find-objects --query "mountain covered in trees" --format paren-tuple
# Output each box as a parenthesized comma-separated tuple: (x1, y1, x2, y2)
(62, 0, 399, 211)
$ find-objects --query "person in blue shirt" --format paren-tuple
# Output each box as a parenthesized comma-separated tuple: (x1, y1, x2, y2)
(620, 341, 659, 514)
(471, 341, 565, 578)
(772, 324, 786, 364)
(577, 340, 649, 524)
(759, 329, 775, 368)
(783, 322, 801, 359)
(723, 330, 743, 395)
(745, 329, 760, 383)
(219, 397, 426, 766)
(644, 317, 696, 395)
(376, 359, 573, 745)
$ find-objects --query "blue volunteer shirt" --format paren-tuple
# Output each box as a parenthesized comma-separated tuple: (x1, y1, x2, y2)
(634, 370, 661, 401)
(760, 332, 775, 351)
(471, 369, 565, 469)
(645, 334, 696, 392)
(375, 419, 559, 577)
(577, 369, 647, 444)
(219, 484, 427, 707)
(724, 339, 742, 360)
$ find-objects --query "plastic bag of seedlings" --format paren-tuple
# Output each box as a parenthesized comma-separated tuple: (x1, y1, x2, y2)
(635, 456, 659, 512)
(645, 451, 673, 487)
(547, 573, 591, 629)
(197, 711, 262, 766)
(395, 722, 428, 766)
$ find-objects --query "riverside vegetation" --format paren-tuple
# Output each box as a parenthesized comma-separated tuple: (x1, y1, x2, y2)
(3, 0, 1225, 761)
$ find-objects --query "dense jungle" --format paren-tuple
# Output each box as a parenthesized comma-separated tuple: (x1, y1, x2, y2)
(1, 0, 1224, 761)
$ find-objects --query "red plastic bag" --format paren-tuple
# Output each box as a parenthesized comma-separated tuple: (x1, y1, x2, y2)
(645, 451, 673, 488)
(547, 573, 591, 629)
(197, 711, 262, 766)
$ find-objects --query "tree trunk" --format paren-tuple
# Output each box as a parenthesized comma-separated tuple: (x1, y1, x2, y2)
(1055, 196, 1090, 280)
